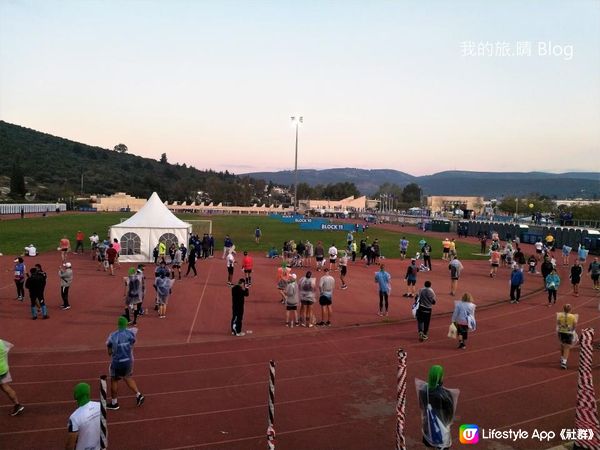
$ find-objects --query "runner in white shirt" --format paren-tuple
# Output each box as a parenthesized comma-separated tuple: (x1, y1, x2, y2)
(226, 251, 236, 286)
(328, 244, 338, 271)
(65, 383, 101, 450)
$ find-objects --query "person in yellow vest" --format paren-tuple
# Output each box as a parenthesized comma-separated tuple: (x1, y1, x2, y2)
(158, 241, 166, 261)
(0, 339, 25, 416)
(557, 304, 578, 369)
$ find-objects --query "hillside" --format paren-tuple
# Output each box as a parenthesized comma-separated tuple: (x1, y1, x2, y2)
(0, 121, 262, 204)
(245, 168, 600, 198)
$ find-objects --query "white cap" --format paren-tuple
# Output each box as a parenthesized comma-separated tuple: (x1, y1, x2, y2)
(291, 273, 297, 280)
(64, 262, 72, 268)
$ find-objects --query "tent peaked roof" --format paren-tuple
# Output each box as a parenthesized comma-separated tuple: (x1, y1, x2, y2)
(112, 192, 191, 229)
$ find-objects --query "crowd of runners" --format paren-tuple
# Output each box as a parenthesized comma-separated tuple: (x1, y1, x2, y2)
(3, 224, 599, 449)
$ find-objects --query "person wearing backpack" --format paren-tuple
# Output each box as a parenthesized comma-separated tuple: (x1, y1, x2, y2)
(416, 365, 459, 449)
(298, 271, 316, 327)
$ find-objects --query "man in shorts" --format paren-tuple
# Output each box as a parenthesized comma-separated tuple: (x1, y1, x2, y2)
(75, 230, 85, 254)
(399, 237, 409, 260)
(89, 232, 99, 261)
(318, 268, 335, 326)
(106, 316, 144, 410)
(0, 339, 24, 416)
(65, 383, 101, 450)
(285, 274, 299, 327)
(328, 243, 338, 271)
(314, 241, 325, 271)
(226, 250, 236, 286)
(338, 250, 349, 289)
(106, 244, 118, 276)
(241, 251, 254, 286)
(59, 235, 70, 262)
(403, 258, 419, 297)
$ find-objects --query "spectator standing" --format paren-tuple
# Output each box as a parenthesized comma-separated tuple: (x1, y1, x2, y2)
(231, 278, 249, 336)
(338, 251, 349, 289)
(298, 271, 316, 327)
(59, 262, 73, 310)
(254, 227, 262, 244)
(14, 257, 26, 301)
(277, 262, 292, 303)
(317, 268, 335, 326)
(89, 232, 99, 260)
(171, 246, 183, 280)
(241, 251, 254, 286)
(154, 270, 173, 319)
(546, 268, 561, 306)
(374, 264, 392, 316)
(223, 235, 233, 259)
(416, 281, 436, 342)
(448, 256, 463, 296)
(59, 235, 70, 262)
(284, 274, 299, 327)
(509, 265, 524, 304)
(421, 242, 432, 271)
(0, 339, 25, 416)
(570, 260, 583, 297)
(314, 241, 325, 271)
(65, 383, 101, 450)
(451, 293, 476, 349)
(541, 256, 554, 290)
(399, 237, 409, 260)
(105, 317, 145, 410)
(589, 257, 600, 290)
(328, 243, 338, 271)
(226, 250, 236, 286)
(25, 267, 49, 319)
(75, 230, 85, 254)
(403, 258, 419, 298)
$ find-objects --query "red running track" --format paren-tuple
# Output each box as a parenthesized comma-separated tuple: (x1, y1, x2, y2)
(0, 244, 598, 449)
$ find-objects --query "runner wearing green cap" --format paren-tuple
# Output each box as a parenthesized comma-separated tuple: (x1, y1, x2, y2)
(65, 382, 101, 450)
(415, 365, 459, 449)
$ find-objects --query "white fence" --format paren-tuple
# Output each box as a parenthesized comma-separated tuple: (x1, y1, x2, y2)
(0, 203, 67, 214)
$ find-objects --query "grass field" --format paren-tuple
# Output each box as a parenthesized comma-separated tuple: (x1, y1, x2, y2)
(0, 213, 487, 260)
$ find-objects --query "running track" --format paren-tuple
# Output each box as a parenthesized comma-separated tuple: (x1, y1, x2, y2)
(0, 239, 598, 449)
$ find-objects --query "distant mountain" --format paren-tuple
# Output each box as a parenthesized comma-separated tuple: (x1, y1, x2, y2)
(247, 168, 416, 196)
(244, 168, 600, 198)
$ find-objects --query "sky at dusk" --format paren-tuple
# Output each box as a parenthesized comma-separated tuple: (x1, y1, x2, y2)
(1, 0, 599, 175)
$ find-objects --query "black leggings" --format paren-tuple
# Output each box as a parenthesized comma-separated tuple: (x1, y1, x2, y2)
(416, 308, 432, 335)
(423, 256, 432, 270)
(548, 289, 557, 303)
(15, 280, 25, 298)
(186, 262, 197, 276)
(379, 291, 389, 312)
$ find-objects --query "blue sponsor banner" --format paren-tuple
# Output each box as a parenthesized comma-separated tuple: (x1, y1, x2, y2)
(300, 222, 355, 231)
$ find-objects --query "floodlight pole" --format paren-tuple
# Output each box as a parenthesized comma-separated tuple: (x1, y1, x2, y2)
(291, 116, 303, 212)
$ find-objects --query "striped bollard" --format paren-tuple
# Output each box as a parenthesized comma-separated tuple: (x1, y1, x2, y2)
(267, 360, 276, 450)
(396, 349, 407, 450)
(100, 375, 108, 449)
(574, 328, 600, 449)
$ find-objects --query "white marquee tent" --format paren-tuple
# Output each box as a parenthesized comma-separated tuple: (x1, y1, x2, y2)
(109, 192, 192, 263)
